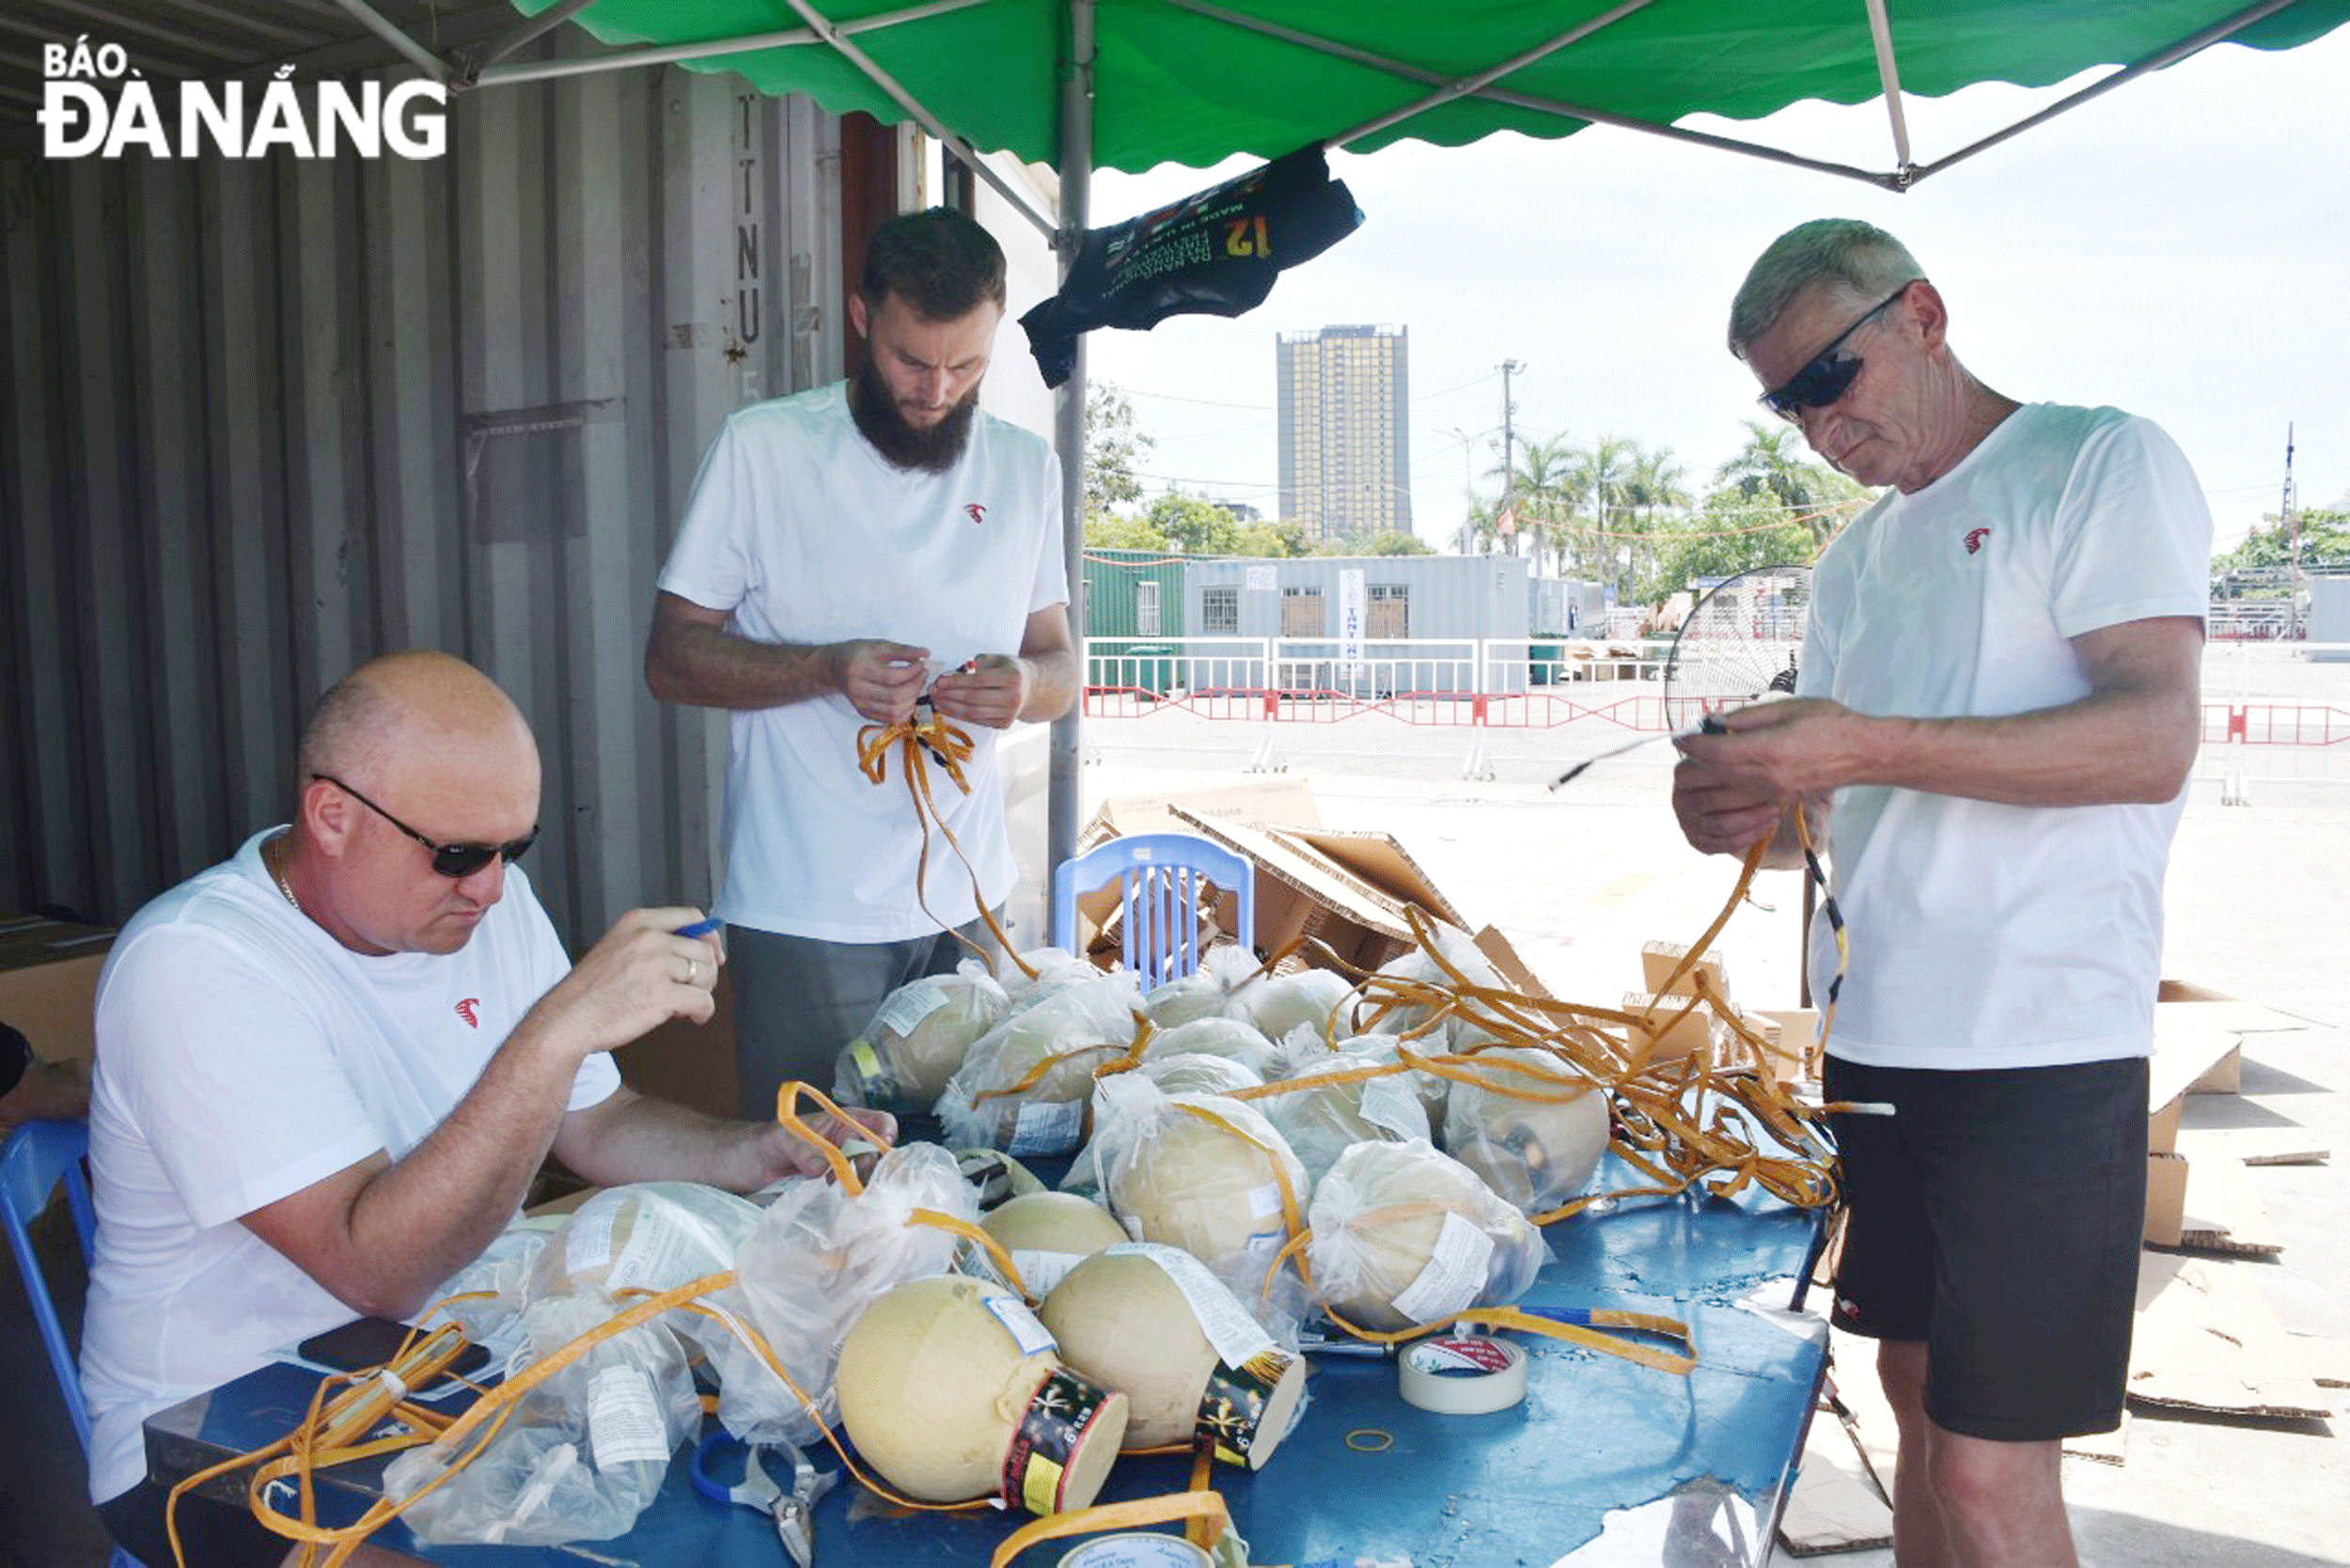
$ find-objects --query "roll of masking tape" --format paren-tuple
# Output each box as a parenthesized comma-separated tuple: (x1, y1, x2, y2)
(1058, 1534, 1214, 1568)
(1398, 1335, 1529, 1415)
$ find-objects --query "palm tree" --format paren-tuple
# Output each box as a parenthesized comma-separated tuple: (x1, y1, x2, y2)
(1624, 446, 1694, 600)
(1496, 432, 1578, 570)
(1566, 433, 1643, 595)
(1713, 418, 1865, 549)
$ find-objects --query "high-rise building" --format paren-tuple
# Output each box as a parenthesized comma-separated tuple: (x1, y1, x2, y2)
(1277, 323, 1410, 544)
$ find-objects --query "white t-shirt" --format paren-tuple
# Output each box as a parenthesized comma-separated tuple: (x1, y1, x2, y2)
(1798, 403, 2211, 1071)
(658, 383, 1069, 942)
(80, 831, 620, 1502)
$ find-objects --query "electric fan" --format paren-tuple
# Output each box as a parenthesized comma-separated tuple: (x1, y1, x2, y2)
(1662, 563, 1813, 729)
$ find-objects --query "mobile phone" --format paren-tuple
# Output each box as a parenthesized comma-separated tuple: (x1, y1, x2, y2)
(297, 1316, 491, 1380)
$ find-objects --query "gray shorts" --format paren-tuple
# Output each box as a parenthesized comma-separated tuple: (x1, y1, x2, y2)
(725, 916, 998, 1121)
(1824, 1053, 2149, 1441)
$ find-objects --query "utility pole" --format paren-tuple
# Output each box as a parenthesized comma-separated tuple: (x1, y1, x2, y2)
(2282, 422, 2301, 638)
(1498, 359, 1524, 557)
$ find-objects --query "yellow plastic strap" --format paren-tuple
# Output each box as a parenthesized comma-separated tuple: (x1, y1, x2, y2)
(988, 1489, 1230, 1568)
(774, 1079, 892, 1195)
(909, 1207, 1033, 1300)
(1456, 1307, 1698, 1376)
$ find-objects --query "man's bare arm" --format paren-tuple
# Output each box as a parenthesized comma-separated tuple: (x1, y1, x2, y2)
(643, 590, 929, 723)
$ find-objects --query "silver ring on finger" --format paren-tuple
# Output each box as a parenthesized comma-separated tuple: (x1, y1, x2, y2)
(684, 955, 700, 985)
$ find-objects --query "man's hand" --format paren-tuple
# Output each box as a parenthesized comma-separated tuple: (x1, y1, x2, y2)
(929, 653, 1032, 729)
(756, 1105, 900, 1183)
(1671, 699, 1862, 858)
(833, 639, 932, 725)
(522, 907, 723, 1060)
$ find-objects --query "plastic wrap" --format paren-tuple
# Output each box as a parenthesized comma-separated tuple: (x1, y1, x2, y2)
(423, 1224, 552, 1342)
(1239, 966, 1354, 1045)
(995, 948, 1103, 1013)
(834, 969, 1011, 1112)
(1257, 1055, 1430, 1187)
(1142, 1015, 1276, 1077)
(1140, 945, 1265, 1027)
(1090, 1074, 1309, 1306)
(1138, 1052, 1264, 1098)
(525, 1182, 760, 1305)
(935, 970, 1144, 1154)
(1440, 1044, 1611, 1215)
(1338, 1031, 1450, 1127)
(694, 1141, 979, 1447)
(386, 1292, 700, 1545)
(1305, 1139, 1548, 1333)
(1355, 925, 1509, 1044)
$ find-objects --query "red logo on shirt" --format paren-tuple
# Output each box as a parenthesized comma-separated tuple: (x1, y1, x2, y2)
(455, 998, 481, 1028)
(964, 503, 986, 525)
(1964, 527, 1991, 556)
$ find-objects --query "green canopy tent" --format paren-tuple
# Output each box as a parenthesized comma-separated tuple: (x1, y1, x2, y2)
(344, 0, 2350, 867)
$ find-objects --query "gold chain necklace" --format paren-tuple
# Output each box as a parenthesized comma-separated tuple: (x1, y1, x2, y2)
(267, 830, 303, 913)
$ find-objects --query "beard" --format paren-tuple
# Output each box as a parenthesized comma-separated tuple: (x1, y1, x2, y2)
(850, 353, 981, 474)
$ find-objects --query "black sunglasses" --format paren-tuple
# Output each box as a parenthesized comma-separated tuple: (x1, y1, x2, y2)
(1758, 281, 1917, 422)
(313, 774, 538, 878)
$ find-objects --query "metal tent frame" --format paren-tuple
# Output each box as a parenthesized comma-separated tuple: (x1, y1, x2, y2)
(316, 0, 2311, 874)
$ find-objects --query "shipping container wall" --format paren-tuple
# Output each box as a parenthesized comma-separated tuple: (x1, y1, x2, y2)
(1531, 576, 1608, 636)
(1179, 555, 1529, 696)
(0, 56, 848, 949)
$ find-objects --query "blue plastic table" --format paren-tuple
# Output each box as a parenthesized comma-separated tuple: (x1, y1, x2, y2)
(146, 1158, 1827, 1567)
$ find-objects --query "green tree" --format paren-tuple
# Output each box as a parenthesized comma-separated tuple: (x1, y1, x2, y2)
(1085, 382, 1152, 525)
(2210, 508, 2350, 597)
(1233, 519, 1311, 557)
(1361, 529, 1434, 556)
(1083, 511, 1168, 551)
(1713, 418, 1871, 548)
(1497, 433, 1579, 571)
(1144, 492, 1242, 555)
(1637, 492, 1816, 604)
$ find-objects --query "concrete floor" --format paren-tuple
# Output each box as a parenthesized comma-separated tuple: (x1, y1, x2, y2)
(6, 654, 2342, 1566)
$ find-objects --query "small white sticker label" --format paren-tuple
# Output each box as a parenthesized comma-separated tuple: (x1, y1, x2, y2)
(1246, 1182, 1282, 1219)
(1009, 1097, 1086, 1154)
(874, 978, 950, 1039)
(563, 1203, 617, 1279)
(1012, 1247, 1086, 1298)
(1356, 1074, 1426, 1139)
(1386, 1212, 1496, 1324)
(587, 1365, 673, 1469)
(984, 1294, 1058, 1357)
(1106, 1242, 1276, 1369)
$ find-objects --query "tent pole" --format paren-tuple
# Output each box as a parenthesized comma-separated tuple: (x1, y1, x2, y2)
(1048, 0, 1096, 886)
(325, 0, 450, 82)
(1861, 0, 1915, 174)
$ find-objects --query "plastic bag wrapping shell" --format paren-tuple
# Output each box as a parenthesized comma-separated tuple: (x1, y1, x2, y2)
(1239, 967, 1354, 1045)
(1139, 1051, 1264, 1099)
(423, 1225, 551, 1342)
(992, 948, 1102, 1013)
(1142, 1015, 1276, 1077)
(525, 1182, 760, 1305)
(834, 969, 1011, 1112)
(1355, 925, 1509, 1044)
(697, 1141, 979, 1447)
(936, 970, 1144, 1154)
(1304, 1138, 1550, 1334)
(1338, 1031, 1451, 1127)
(1091, 1075, 1310, 1309)
(1440, 1044, 1612, 1215)
(385, 1292, 700, 1545)
(1257, 1055, 1430, 1187)
(1141, 945, 1267, 1027)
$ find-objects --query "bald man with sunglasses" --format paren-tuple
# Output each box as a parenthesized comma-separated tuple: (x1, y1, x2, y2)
(1672, 220, 2208, 1568)
(80, 650, 887, 1567)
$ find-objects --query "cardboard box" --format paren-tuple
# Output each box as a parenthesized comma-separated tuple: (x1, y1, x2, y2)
(2144, 1151, 2188, 1247)
(1622, 991, 1713, 1063)
(1639, 939, 1729, 1001)
(0, 914, 117, 1064)
(1172, 807, 1424, 973)
(1073, 780, 1323, 952)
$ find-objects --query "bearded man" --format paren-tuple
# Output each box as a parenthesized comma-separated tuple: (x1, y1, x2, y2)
(645, 206, 1075, 1119)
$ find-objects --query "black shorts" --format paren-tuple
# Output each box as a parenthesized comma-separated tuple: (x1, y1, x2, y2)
(1824, 1053, 2148, 1442)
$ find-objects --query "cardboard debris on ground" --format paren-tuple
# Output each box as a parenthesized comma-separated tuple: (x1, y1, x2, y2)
(2144, 1151, 2189, 1248)
(2176, 1125, 2332, 1168)
(1169, 805, 1435, 974)
(1777, 1405, 1894, 1558)
(2296, 1336, 2349, 1390)
(2168, 1152, 2286, 1257)
(2128, 1253, 2336, 1421)
(1280, 826, 1467, 930)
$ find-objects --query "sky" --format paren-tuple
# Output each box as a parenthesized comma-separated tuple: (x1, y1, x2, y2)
(1075, 23, 2350, 554)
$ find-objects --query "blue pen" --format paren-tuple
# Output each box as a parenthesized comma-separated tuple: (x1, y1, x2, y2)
(673, 917, 722, 939)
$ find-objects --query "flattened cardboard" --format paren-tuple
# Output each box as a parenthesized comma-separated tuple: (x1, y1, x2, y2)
(2144, 1151, 2187, 1248)
(1472, 925, 1553, 1001)
(1777, 1408, 1892, 1558)
(0, 916, 117, 1064)
(1169, 806, 1422, 974)
(2176, 1125, 2331, 1168)
(1622, 991, 1712, 1062)
(2170, 1151, 2285, 1257)
(1639, 939, 1729, 1001)
(2129, 1253, 2335, 1420)
(1282, 827, 1466, 929)
(1079, 778, 1322, 846)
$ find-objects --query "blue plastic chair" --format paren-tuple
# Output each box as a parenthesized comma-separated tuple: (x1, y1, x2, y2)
(1, 1118, 141, 1567)
(1051, 832, 1257, 988)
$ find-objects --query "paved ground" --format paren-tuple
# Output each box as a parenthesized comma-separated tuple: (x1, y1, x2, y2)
(1074, 672, 2349, 1567)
